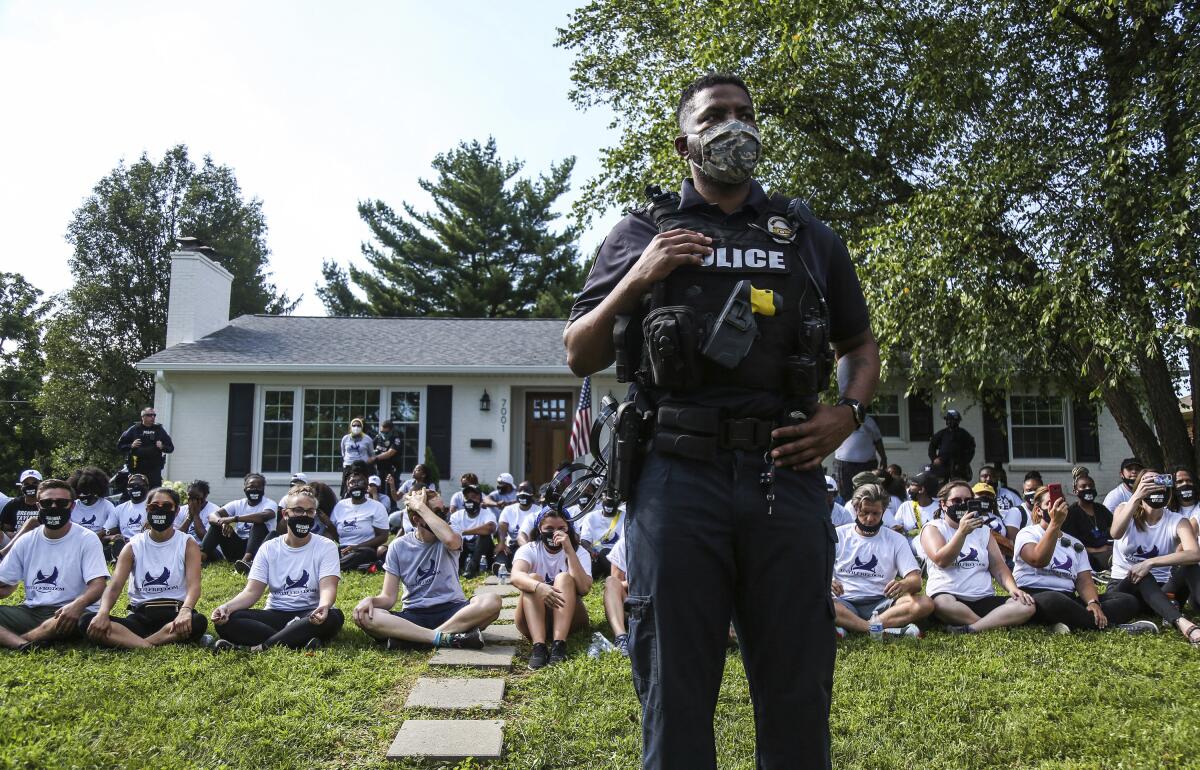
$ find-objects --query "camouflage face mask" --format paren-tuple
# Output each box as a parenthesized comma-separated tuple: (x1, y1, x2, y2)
(686, 120, 761, 184)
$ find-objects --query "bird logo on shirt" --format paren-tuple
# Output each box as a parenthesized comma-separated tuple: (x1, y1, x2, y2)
(283, 570, 310, 590)
(127, 514, 142, 526)
(33, 567, 60, 586)
(957, 547, 980, 565)
(342, 519, 359, 530)
(851, 554, 880, 575)
(144, 567, 171, 586)
(1131, 545, 1160, 561)
(415, 556, 437, 588)
(1050, 555, 1073, 573)
(80, 514, 97, 526)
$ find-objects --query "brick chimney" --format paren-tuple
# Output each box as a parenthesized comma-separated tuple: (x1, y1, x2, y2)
(165, 237, 233, 347)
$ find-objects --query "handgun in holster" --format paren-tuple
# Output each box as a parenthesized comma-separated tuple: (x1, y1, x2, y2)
(607, 400, 648, 504)
(701, 280, 782, 369)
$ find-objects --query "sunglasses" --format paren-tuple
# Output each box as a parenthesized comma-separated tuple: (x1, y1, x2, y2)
(1059, 537, 1085, 553)
(37, 499, 71, 511)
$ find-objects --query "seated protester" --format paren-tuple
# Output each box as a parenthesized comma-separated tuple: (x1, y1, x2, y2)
(517, 485, 558, 546)
(367, 475, 393, 514)
(79, 487, 207, 648)
(580, 494, 626, 580)
(1021, 471, 1044, 525)
(497, 481, 538, 569)
(511, 508, 593, 669)
(209, 489, 344, 651)
(178, 480, 217, 546)
(113, 473, 153, 557)
(1108, 469, 1200, 645)
(1104, 457, 1142, 514)
(972, 483, 1016, 559)
(201, 473, 277, 574)
(895, 471, 939, 548)
(1173, 467, 1198, 527)
(849, 471, 902, 531)
(921, 480, 1036, 634)
(483, 472, 518, 513)
(396, 463, 439, 497)
(831, 484, 933, 637)
(980, 464, 1024, 524)
(449, 485, 497, 578)
(603, 535, 630, 656)
(0, 470, 43, 557)
(329, 473, 389, 571)
(448, 473, 480, 512)
(306, 480, 339, 540)
(68, 466, 121, 561)
(0, 479, 109, 650)
(1062, 473, 1114, 573)
(825, 476, 853, 527)
(353, 489, 500, 649)
(1013, 486, 1138, 633)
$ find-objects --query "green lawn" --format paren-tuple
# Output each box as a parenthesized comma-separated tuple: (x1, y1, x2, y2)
(2, 566, 1199, 769)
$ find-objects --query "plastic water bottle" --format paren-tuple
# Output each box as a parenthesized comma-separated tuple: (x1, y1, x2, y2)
(868, 611, 883, 641)
(587, 632, 615, 659)
(497, 564, 510, 585)
(479, 555, 488, 573)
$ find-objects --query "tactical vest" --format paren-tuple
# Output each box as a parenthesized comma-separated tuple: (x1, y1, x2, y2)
(620, 186, 832, 409)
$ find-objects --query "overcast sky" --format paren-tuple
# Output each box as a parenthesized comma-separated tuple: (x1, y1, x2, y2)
(0, 0, 624, 314)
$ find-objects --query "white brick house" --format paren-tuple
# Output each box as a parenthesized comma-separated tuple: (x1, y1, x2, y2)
(137, 247, 1138, 505)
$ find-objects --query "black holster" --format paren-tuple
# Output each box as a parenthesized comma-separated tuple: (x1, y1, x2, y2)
(642, 306, 702, 392)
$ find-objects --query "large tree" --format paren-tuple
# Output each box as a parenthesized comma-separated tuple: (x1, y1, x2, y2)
(0, 273, 51, 482)
(559, 0, 1199, 471)
(38, 145, 293, 471)
(318, 138, 585, 318)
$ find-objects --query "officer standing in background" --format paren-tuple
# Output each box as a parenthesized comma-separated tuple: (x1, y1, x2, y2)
(928, 409, 975, 482)
(116, 407, 174, 489)
(565, 74, 880, 770)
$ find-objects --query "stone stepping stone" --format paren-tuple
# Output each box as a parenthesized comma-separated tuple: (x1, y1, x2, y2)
(404, 677, 505, 711)
(476, 584, 519, 597)
(495, 607, 516, 622)
(482, 624, 521, 644)
(501, 595, 518, 608)
(429, 645, 516, 670)
(483, 575, 500, 585)
(387, 719, 504, 761)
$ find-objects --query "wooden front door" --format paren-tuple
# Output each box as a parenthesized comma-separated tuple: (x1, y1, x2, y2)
(525, 392, 575, 487)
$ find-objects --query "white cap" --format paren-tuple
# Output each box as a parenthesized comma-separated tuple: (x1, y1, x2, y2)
(824, 475, 837, 493)
(19, 469, 42, 483)
(290, 472, 309, 484)
(368, 475, 382, 487)
(496, 472, 515, 486)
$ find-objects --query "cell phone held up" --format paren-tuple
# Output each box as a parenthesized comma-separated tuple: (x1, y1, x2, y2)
(1047, 483, 1063, 507)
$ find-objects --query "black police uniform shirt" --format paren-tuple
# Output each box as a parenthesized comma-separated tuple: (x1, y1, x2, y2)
(929, 426, 974, 466)
(117, 423, 174, 471)
(1063, 501, 1115, 549)
(373, 432, 405, 479)
(569, 179, 869, 417)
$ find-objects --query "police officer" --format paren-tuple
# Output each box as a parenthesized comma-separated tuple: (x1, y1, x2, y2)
(928, 409, 975, 481)
(116, 407, 174, 488)
(565, 73, 880, 770)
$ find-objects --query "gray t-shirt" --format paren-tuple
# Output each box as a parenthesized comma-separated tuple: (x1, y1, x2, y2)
(834, 416, 882, 463)
(384, 532, 465, 610)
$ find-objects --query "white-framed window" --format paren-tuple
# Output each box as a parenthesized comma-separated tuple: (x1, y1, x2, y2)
(1008, 395, 1069, 461)
(869, 394, 902, 439)
(255, 387, 426, 476)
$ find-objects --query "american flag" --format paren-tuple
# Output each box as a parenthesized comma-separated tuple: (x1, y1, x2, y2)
(569, 376, 593, 460)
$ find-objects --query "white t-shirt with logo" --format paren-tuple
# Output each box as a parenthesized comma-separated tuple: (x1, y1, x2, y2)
(580, 507, 626, 551)
(1104, 484, 1134, 514)
(923, 518, 995, 600)
(1112, 511, 1185, 584)
(384, 532, 465, 609)
(249, 535, 340, 612)
(498, 503, 536, 540)
(72, 498, 117, 534)
(0, 524, 109, 610)
(1012, 525, 1092, 592)
(513, 541, 592, 585)
(895, 499, 939, 534)
(114, 500, 148, 540)
(449, 508, 498, 542)
(175, 502, 219, 543)
(829, 502, 853, 527)
(996, 487, 1024, 515)
(221, 497, 279, 539)
(833, 524, 920, 601)
(127, 529, 190, 604)
(331, 499, 389, 546)
(518, 508, 547, 538)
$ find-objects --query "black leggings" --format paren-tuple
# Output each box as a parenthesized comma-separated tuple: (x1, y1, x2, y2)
(1025, 588, 1138, 630)
(340, 545, 378, 571)
(1108, 572, 1194, 625)
(1161, 564, 1200, 611)
(458, 536, 495, 577)
(79, 606, 208, 642)
(201, 523, 268, 562)
(217, 608, 345, 648)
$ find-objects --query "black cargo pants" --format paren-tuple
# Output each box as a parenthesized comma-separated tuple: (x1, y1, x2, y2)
(626, 448, 836, 770)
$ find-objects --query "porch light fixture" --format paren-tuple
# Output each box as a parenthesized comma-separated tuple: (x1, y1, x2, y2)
(480, 390, 491, 412)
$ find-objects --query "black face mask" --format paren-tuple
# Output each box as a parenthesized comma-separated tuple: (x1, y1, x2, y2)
(464, 500, 481, 515)
(856, 519, 883, 534)
(147, 507, 175, 532)
(245, 489, 264, 505)
(602, 502, 618, 517)
(1079, 490, 1097, 504)
(1147, 491, 1169, 508)
(287, 516, 315, 536)
(907, 489, 921, 501)
(1123, 476, 1137, 488)
(945, 502, 969, 523)
(22, 484, 38, 498)
(349, 488, 366, 500)
(578, 496, 592, 509)
(1023, 492, 1036, 506)
(128, 487, 147, 503)
(78, 493, 98, 505)
(1178, 485, 1195, 504)
(38, 502, 70, 530)
(543, 533, 564, 552)
(517, 494, 533, 507)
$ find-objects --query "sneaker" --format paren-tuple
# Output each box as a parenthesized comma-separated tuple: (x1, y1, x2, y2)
(528, 642, 549, 670)
(1049, 622, 1071, 635)
(901, 623, 923, 639)
(15, 639, 47, 653)
(548, 639, 568, 665)
(443, 629, 485, 650)
(1118, 620, 1160, 635)
(233, 559, 252, 575)
(199, 634, 216, 649)
(614, 634, 630, 657)
(303, 637, 324, 651)
(944, 624, 975, 635)
(211, 639, 238, 654)
(835, 626, 846, 640)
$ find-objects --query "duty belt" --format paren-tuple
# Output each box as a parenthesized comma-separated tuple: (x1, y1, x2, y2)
(652, 406, 776, 461)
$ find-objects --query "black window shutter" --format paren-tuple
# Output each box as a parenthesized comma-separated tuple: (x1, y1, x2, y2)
(225, 383, 255, 478)
(427, 385, 453, 481)
(1073, 399, 1101, 463)
(908, 392, 933, 442)
(982, 391, 1010, 464)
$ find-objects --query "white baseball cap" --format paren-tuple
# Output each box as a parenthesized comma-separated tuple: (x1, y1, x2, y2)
(496, 472, 515, 486)
(368, 475, 382, 487)
(824, 475, 837, 493)
(290, 472, 309, 484)
(19, 469, 42, 483)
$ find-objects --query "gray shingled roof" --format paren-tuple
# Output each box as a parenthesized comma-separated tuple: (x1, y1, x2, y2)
(137, 315, 573, 372)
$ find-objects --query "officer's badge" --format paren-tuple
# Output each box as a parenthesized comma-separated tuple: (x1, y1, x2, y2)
(766, 216, 794, 243)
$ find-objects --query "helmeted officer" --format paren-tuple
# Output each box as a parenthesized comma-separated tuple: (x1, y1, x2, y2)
(565, 73, 880, 770)
(929, 409, 976, 481)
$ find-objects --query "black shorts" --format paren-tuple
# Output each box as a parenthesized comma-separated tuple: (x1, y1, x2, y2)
(932, 593, 1008, 617)
(392, 599, 470, 630)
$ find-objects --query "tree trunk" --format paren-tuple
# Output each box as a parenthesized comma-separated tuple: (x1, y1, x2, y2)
(1100, 379, 1164, 469)
(1137, 343, 1193, 471)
